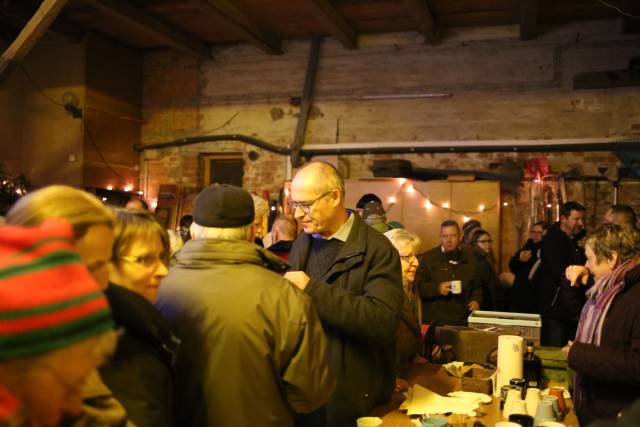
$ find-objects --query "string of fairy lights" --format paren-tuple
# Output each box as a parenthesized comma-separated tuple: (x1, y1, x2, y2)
(384, 178, 505, 222)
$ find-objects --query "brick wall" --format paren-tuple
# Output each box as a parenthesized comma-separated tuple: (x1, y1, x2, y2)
(141, 19, 640, 265)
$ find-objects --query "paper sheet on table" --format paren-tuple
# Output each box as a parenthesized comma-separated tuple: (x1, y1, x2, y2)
(399, 384, 480, 416)
(447, 391, 492, 405)
(443, 361, 473, 378)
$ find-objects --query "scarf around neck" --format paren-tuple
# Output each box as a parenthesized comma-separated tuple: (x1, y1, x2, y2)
(574, 256, 639, 407)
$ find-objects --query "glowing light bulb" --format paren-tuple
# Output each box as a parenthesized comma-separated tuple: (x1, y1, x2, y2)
(406, 185, 415, 194)
(478, 204, 485, 212)
(503, 202, 509, 207)
(137, 191, 144, 195)
(424, 200, 433, 209)
(442, 202, 450, 209)
(398, 178, 406, 185)
(547, 203, 552, 208)
(106, 185, 113, 191)
(388, 196, 396, 204)
(124, 184, 133, 192)
(270, 206, 276, 211)
(151, 201, 158, 209)
(101, 197, 107, 202)
(463, 216, 471, 223)
(15, 189, 22, 195)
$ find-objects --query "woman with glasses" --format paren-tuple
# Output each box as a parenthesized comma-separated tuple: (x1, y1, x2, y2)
(470, 229, 500, 310)
(102, 209, 180, 427)
(384, 228, 424, 390)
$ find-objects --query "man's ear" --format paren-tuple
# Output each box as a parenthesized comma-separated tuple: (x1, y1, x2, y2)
(331, 189, 342, 207)
(608, 252, 619, 269)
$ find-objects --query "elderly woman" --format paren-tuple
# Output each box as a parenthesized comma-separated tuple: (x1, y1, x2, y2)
(564, 223, 640, 425)
(384, 228, 423, 382)
(103, 209, 179, 427)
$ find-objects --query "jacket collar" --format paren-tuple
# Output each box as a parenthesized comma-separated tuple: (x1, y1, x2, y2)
(176, 238, 290, 273)
(296, 214, 368, 280)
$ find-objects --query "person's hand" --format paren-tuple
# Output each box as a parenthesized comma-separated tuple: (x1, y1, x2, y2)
(561, 340, 573, 357)
(284, 271, 310, 290)
(438, 281, 451, 296)
(519, 250, 532, 263)
(395, 378, 410, 392)
(565, 265, 589, 287)
(467, 300, 480, 312)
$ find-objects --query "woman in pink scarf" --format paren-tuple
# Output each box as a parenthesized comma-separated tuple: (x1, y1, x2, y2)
(563, 223, 640, 425)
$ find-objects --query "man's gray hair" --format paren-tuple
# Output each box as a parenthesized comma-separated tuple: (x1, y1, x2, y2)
(190, 222, 253, 241)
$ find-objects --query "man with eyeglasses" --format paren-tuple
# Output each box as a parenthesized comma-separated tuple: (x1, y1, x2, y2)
(285, 161, 403, 427)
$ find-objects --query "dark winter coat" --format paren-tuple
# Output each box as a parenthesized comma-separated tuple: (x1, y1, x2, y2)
(509, 239, 542, 313)
(536, 223, 587, 321)
(568, 264, 640, 424)
(415, 246, 482, 326)
(100, 283, 179, 427)
(472, 247, 499, 311)
(289, 213, 403, 427)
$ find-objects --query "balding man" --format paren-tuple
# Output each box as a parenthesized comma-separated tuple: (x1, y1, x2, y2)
(267, 214, 297, 261)
(285, 162, 403, 427)
(604, 204, 637, 228)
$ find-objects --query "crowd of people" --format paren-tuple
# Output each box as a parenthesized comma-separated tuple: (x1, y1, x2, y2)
(0, 161, 639, 427)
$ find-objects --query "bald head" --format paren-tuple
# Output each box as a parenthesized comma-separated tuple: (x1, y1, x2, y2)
(290, 161, 348, 237)
(272, 215, 297, 242)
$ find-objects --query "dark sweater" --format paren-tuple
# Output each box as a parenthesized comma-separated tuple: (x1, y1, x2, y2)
(306, 237, 344, 281)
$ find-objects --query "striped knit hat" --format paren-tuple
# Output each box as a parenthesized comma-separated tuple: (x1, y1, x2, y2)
(0, 219, 114, 361)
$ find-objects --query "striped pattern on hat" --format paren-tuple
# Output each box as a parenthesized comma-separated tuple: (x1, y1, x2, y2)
(0, 219, 113, 361)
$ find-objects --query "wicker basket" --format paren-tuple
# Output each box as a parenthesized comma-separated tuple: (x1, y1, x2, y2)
(461, 367, 495, 394)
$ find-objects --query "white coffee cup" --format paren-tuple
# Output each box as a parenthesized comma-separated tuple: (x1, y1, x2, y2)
(450, 280, 462, 294)
(356, 417, 382, 427)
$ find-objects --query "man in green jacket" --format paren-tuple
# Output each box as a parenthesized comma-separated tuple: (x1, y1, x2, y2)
(286, 162, 403, 427)
(415, 220, 482, 325)
(156, 184, 334, 427)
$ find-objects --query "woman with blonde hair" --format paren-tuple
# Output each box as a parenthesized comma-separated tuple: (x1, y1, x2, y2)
(384, 228, 423, 385)
(564, 223, 640, 425)
(5, 185, 134, 427)
(103, 209, 179, 427)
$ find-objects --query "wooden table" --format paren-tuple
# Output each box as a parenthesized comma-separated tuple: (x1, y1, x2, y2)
(370, 363, 580, 426)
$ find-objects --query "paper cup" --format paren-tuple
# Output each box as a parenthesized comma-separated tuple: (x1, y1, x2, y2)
(525, 387, 540, 416)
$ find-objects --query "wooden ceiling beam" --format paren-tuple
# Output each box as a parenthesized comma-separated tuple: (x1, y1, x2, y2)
(86, 0, 211, 60)
(304, 0, 357, 49)
(404, 0, 439, 44)
(198, 0, 282, 54)
(520, 0, 539, 40)
(0, 0, 70, 82)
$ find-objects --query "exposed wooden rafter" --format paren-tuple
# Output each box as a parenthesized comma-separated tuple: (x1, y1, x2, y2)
(304, 0, 357, 49)
(520, 0, 539, 40)
(86, 0, 211, 60)
(0, 0, 70, 82)
(198, 0, 282, 54)
(404, 0, 439, 44)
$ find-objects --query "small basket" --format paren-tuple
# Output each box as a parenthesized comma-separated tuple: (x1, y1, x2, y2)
(461, 367, 495, 394)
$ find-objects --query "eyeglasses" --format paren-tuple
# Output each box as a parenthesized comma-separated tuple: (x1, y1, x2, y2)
(119, 253, 167, 268)
(399, 254, 418, 262)
(289, 190, 333, 214)
(476, 239, 493, 244)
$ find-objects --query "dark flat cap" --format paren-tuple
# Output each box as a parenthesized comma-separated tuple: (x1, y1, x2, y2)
(193, 184, 255, 228)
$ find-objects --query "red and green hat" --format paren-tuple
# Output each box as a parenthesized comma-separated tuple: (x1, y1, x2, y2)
(0, 219, 114, 361)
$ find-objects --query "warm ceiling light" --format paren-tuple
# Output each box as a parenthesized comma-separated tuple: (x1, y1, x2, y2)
(406, 185, 415, 194)
(388, 196, 396, 204)
(442, 202, 450, 209)
(106, 185, 113, 191)
(123, 185, 133, 192)
(424, 200, 433, 209)
(478, 204, 485, 212)
(398, 178, 406, 185)
(463, 215, 471, 223)
(503, 202, 509, 206)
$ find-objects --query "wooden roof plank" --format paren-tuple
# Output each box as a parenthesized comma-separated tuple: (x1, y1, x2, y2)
(404, 0, 439, 44)
(198, 0, 282, 54)
(86, 0, 211, 60)
(0, 0, 70, 81)
(520, 0, 539, 40)
(304, 0, 358, 49)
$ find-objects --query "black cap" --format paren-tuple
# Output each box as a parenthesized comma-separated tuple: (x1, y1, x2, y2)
(193, 184, 255, 228)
